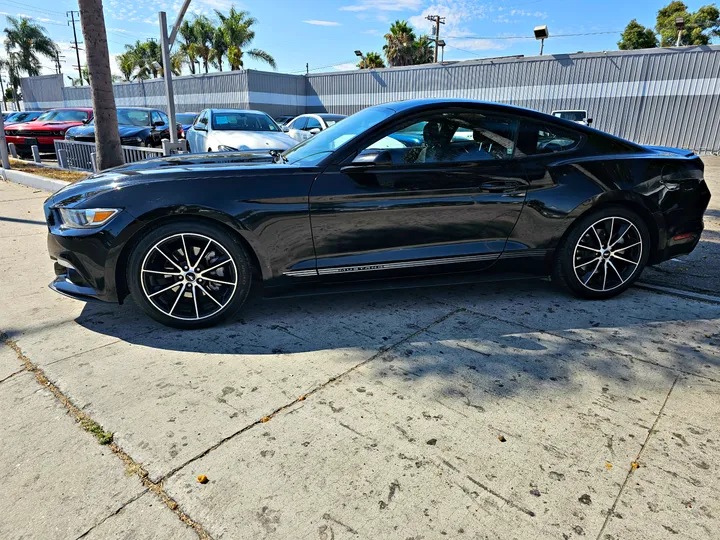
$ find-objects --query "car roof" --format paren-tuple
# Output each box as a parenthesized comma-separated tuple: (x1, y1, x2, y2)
(208, 109, 269, 115)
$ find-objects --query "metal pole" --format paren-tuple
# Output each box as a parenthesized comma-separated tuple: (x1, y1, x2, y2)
(0, 112, 11, 169)
(0, 75, 6, 111)
(540, 38, 545, 56)
(676, 30, 683, 47)
(168, 0, 192, 47)
(67, 11, 84, 86)
(159, 11, 178, 143)
(433, 17, 440, 63)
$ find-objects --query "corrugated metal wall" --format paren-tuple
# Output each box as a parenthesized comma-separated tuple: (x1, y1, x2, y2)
(306, 45, 720, 153)
(20, 45, 720, 153)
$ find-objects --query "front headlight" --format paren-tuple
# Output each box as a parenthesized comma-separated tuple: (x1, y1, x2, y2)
(58, 208, 120, 229)
(218, 145, 237, 152)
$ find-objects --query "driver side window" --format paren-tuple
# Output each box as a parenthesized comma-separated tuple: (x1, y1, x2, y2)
(195, 111, 208, 128)
(364, 111, 519, 165)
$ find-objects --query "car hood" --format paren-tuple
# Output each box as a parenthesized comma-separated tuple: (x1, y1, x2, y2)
(10, 120, 86, 131)
(47, 151, 282, 207)
(210, 130, 297, 150)
(66, 124, 148, 139)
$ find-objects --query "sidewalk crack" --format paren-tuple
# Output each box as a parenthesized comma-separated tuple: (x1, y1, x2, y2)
(594, 376, 679, 540)
(0, 333, 213, 540)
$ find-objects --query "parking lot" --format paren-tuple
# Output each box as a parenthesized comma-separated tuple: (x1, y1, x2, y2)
(1, 159, 719, 540)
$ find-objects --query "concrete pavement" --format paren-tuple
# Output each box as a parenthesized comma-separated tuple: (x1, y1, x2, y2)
(0, 162, 718, 539)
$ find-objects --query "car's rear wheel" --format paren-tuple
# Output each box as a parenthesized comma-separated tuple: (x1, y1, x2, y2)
(553, 206, 650, 299)
(127, 221, 252, 328)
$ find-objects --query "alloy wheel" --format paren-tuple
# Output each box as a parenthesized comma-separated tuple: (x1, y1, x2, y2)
(140, 233, 238, 320)
(572, 216, 643, 292)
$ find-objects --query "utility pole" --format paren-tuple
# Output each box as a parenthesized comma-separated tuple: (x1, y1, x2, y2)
(67, 11, 84, 85)
(0, 74, 6, 110)
(54, 50, 65, 75)
(426, 14, 445, 63)
(159, 0, 191, 145)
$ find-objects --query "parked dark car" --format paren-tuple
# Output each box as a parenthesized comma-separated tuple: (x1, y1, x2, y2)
(176, 112, 198, 138)
(274, 115, 295, 126)
(44, 99, 711, 328)
(65, 107, 182, 147)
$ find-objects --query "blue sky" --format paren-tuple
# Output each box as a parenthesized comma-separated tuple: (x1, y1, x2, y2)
(3, 0, 717, 80)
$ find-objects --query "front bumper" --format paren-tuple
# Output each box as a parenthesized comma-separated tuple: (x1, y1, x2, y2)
(45, 205, 139, 304)
(6, 135, 62, 153)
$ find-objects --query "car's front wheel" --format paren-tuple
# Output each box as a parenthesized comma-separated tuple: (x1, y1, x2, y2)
(127, 220, 252, 328)
(553, 206, 650, 299)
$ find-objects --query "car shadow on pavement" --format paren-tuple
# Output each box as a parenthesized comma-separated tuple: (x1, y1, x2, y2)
(67, 278, 720, 397)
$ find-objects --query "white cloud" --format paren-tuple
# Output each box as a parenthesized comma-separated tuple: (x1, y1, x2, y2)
(509, 9, 547, 18)
(362, 29, 382, 35)
(333, 62, 358, 71)
(340, 0, 422, 12)
(303, 20, 342, 26)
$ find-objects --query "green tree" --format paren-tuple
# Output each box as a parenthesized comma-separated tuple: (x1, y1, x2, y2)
(191, 15, 215, 73)
(618, 19, 659, 49)
(655, 1, 720, 46)
(357, 51, 385, 69)
(3, 16, 58, 76)
(383, 20, 434, 66)
(216, 8, 275, 70)
(178, 20, 199, 74)
(116, 51, 137, 81)
(383, 20, 417, 66)
(211, 27, 228, 71)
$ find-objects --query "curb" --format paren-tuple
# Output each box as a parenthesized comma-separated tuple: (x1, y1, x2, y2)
(635, 282, 720, 304)
(0, 168, 70, 194)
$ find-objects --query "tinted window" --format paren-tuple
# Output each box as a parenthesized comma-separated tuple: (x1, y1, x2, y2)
(152, 111, 167, 125)
(290, 117, 307, 130)
(305, 117, 322, 130)
(516, 121, 582, 156)
(364, 111, 519, 164)
(211, 112, 280, 131)
(116, 109, 150, 126)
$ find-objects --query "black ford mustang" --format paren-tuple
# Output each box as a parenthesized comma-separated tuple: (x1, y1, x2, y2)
(44, 99, 711, 328)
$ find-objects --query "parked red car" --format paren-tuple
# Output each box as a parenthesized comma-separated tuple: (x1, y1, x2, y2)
(4, 108, 93, 156)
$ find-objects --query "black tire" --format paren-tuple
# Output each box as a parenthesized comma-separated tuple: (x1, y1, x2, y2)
(552, 206, 650, 299)
(127, 220, 252, 329)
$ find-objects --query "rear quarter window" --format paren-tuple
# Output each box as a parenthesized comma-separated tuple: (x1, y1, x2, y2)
(516, 121, 583, 157)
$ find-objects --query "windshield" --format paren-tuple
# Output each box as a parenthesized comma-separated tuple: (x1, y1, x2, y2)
(211, 112, 280, 132)
(554, 111, 586, 122)
(37, 109, 89, 122)
(283, 106, 395, 165)
(116, 109, 151, 126)
(176, 113, 197, 124)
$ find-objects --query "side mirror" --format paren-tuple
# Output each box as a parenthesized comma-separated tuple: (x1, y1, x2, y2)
(194, 124, 207, 132)
(281, 125, 289, 132)
(341, 150, 393, 172)
(153, 121, 165, 127)
(308, 127, 321, 135)
(587, 118, 593, 125)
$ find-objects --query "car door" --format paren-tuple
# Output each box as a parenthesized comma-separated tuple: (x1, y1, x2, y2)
(188, 110, 209, 152)
(304, 116, 322, 138)
(286, 116, 307, 142)
(309, 108, 529, 277)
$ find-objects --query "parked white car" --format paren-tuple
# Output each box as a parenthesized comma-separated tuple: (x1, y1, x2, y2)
(186, 109, 297, 153)
(284, 113, 347, 142)
(551, 109, 593, 126)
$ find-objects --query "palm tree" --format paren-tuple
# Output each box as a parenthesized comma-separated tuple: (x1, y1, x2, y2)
(3, 16, 58, 76)
(178, 20, 198, 75)
(0, 54, 21, 109)
(383, 20, 416, 66)
(211, 27, 228, 71)
(357, 51, 385, 69)
(191, 15, 215, 73)
(413, 35, 434, 64)
(77, 0, 123, 170)
(216, 8, 276, 70)
(116, 51, 137, 81)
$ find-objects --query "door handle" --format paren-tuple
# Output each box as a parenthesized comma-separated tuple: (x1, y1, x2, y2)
(479, 181, 525, 192)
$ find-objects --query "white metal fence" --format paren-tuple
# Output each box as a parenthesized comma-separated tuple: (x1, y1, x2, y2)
(54, 140, 187, 172)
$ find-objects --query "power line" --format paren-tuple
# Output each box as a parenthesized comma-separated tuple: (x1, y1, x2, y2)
(445, 30, 623, 41)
